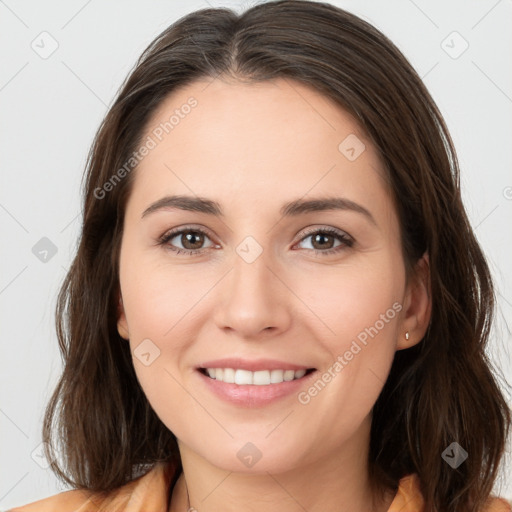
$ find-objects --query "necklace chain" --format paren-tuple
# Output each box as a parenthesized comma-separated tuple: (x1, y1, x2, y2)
(185, 477, 191, 511)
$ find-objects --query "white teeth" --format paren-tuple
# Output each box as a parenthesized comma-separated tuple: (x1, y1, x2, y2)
(270, 369, 284, 383)
(234, 369, 253, 385)
(283, 370, 295, 381)
(253, 370, 270, 385)
(203, 367, 310, 385)
(294, 369, 306, 379)
(223, 368, 235, 383)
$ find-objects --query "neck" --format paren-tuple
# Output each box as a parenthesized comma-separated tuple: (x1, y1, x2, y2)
(169, 416, 396, 512)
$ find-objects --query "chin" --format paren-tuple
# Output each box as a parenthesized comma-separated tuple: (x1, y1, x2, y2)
(189, 436, 308, 475)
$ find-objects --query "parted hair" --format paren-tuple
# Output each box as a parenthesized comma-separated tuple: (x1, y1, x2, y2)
(43, 1, 511, 511)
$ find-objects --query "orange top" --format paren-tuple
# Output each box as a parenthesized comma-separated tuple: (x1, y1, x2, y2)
(7, 462, 512, 512)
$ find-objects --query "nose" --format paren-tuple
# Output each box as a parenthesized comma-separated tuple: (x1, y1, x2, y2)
(212, 245, 292, 339)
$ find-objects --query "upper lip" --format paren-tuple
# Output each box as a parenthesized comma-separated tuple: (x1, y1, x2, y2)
(197, 358, 315, 372)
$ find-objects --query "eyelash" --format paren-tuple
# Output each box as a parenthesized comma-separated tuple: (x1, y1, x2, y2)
(157, 225, 354, 257)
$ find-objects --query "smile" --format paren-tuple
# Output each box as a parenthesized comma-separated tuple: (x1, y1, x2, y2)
(199, 367, 316, 385)
(196, 365, 318, 407)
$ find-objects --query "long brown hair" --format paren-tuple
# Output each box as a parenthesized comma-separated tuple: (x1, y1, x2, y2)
(43, 1, 511, 510)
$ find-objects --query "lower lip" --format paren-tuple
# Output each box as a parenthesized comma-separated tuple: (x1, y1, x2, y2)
(196, 369, 317, 407)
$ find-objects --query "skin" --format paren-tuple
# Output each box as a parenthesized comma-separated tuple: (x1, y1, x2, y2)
(116, 76, 431, 512)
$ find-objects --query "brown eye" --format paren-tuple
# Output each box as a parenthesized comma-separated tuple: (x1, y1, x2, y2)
(310, 232, 336, 250)
(158, 227, 215, 255)
(178, 231, 206, 250)
(296, 228, 354, 255)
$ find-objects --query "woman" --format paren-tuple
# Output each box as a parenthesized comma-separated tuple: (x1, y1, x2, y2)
(8, 1, 511, 511)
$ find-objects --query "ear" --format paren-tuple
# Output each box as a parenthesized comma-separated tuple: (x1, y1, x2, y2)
(397, 252, 432, 350)
(117, 292, 130, 340)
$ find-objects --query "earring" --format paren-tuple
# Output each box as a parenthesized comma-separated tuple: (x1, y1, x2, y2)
(405, 331, 410, 340)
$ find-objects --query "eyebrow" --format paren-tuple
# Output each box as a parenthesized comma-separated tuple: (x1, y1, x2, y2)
(141, 194, 376, 226)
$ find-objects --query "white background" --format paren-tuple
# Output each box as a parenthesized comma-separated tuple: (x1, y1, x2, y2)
(1, 0, 511, 507)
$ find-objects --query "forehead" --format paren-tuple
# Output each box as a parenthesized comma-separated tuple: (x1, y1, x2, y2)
(128, 76, 389, 216)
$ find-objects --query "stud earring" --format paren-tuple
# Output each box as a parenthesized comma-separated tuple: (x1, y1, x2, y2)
(405, 331, 410, 340)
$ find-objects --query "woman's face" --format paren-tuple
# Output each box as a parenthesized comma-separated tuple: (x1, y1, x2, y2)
(117, 76, 426, 473)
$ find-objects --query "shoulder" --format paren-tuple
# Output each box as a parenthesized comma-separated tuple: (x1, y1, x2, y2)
(5, 461, 176, 512)
(482, 496, 512, 512)
(7, 488, 101, 512)
(389, 473, 512, 512)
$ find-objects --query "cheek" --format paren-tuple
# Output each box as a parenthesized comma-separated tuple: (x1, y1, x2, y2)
(120, 254, 210, 340)
(294, 257, 403, 345)
(292, 259, 402, 413)
(119, 256, 216, 405)
(120, 261, 197, 428)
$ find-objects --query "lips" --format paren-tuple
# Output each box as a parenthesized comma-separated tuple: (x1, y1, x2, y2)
(195, 357, 317, 407)
(197, 357, 314, 372)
